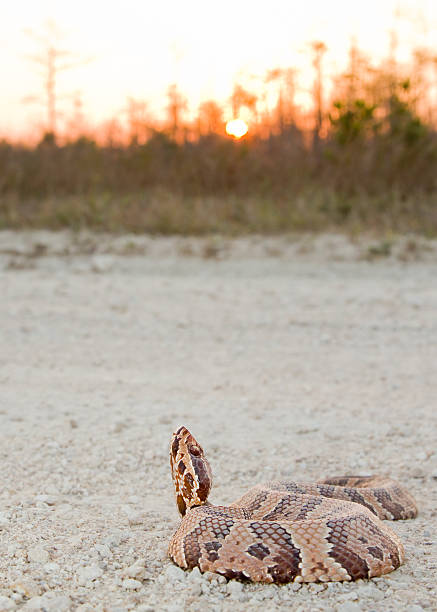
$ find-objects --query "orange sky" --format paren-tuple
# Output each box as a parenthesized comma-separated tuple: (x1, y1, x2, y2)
(1, 0, 436, 139)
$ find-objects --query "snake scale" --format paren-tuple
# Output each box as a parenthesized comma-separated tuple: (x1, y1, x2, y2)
(169, 426, 418, 583)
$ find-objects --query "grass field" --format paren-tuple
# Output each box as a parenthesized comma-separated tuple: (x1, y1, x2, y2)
(1, 189, 436, 236)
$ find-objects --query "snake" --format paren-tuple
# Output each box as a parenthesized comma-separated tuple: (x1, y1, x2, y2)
(168, 426, 418, 583)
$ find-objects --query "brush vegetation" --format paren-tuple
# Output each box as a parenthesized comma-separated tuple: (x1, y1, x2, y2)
(2, 45, 437, 236)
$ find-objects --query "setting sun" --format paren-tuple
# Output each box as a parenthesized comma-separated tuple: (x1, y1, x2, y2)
(226, 119, 248, 139)
(1, 0, 437, 140)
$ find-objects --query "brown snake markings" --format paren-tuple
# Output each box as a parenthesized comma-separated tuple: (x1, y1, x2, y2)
(169, 427, 418, 584)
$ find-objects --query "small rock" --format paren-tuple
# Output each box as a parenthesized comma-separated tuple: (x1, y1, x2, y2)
(341, 591, 359, 601)
(127, 512, 144, 526)
(10, 579, 41, 598)
(94, 544, 111, 559)
(337, 603, 361, 612)
(325, 582, 343, 593)
(45, 441, 59, 450)
(355, 584, 385, 600)
(23, 594, 71, 612)
(0, 595, 16, 611)
(122, 558, 148, 579)
(200, 581, 210, 595)
(250, 591, 266, 602)
(111, 421, 126, 434)
(21, 598, 44, 611)
(103, 529, 124, 548)
(396, 589, 415, 601)
(309, 582, 326, 593)
(164, 565, 186, 582)
(68, 534, 82, 547)
(0, 513, 9, 530)
(405, 606, 424, 612)
(27, 545, 49, 564)
(56, 504, 73, 518)
(187, 566, 203, 583)
(227, 581, 245, 599)
(91, 255, 114, 273)
(121, 505, 144, 525)
(411, 467, 425, 478)
(35, 495, 57, 506)
(77, 564, 103, 586)
(42, 595, 71, 612)
(187, 582, 202, 597)
(43, 562, 60, 573)
(122, 578, 142, 590)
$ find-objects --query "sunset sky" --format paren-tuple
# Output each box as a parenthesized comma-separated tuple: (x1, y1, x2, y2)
(1, 0, 436, 139)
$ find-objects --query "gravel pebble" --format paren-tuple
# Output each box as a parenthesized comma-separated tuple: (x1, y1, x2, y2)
(122, 578, 143, 590)
(227, 581, 246, 600)
(336, 603, 362, 612)
(43, 562, 60, 573)
(77, 565, 104, 586)
(164, 565, 186, 582)
(187, 566, 203, 583)
(27, 545, 50, 564)
(187, 582, 202, 597)
(355, 584, 385, 600)
(0, 596, 16, 611)
(0, 514, 10, 530)
(22, 595, 71, 611)
(122, 558, 148, 579)
(34, 495, 58, 506)
(121, 505, 145, 526)
(227, 581, 243, 595)
(9, 579, 41, 598)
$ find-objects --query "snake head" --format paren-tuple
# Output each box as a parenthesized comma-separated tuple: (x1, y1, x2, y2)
(170, 426, 212, 516)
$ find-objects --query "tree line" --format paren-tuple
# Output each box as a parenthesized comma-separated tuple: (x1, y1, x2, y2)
(1, 39, 437, 234)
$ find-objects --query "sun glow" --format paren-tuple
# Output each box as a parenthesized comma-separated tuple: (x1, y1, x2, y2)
(226, 119, 248, 139)
(1, 1, 436, 139)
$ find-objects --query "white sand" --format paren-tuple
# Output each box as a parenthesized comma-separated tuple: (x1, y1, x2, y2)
(0, 231, 436, 611)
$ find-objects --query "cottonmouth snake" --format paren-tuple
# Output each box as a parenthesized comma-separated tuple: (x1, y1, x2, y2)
(168, 426, 417, 583)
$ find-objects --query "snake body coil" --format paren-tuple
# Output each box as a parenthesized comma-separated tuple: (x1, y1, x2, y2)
(169, 426, 417, 583)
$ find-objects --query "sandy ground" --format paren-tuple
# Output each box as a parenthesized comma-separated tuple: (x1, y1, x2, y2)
(0, 231, 436, 612)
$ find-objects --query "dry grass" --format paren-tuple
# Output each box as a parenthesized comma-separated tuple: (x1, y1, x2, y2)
(2, 94, 437, 238)
(1, 188, 436, 237)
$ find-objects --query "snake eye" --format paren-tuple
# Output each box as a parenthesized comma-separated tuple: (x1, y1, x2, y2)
(189, 444, 201, 457)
